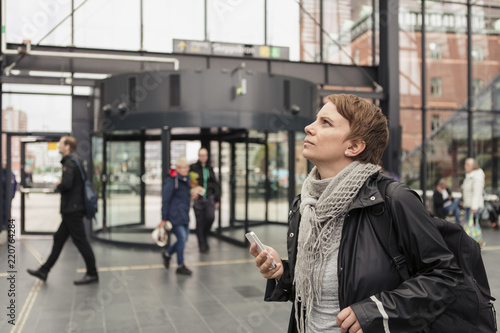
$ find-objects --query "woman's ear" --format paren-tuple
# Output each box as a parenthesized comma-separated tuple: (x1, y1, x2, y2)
(347, 141, 366, 157)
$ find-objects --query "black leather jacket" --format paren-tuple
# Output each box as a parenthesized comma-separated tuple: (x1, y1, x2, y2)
(56, 153, 85, 215)
(265, 172, 463, 333)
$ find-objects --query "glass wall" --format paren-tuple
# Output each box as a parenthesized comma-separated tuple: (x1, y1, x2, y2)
(397, 1, 500, 197)
(92, 135, 104, 231)
(207, 0, 265, 45)
(143, 0, 205, 53)
(267, 131, 289, 223)
(5, 0, 377, 63)
(106, 140, 141, 227)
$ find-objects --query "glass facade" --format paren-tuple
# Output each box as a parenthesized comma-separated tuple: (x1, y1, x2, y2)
(396, 1, 500, 195)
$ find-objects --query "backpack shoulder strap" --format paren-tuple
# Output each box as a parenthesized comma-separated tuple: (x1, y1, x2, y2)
(70, 156, 86, 181)
(370, 178, 411, 281)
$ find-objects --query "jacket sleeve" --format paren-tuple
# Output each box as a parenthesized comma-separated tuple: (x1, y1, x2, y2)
(57, 159, 78, 193)
(161, 177, 174, 221)
(264, 260, 294, 302)
(350, 184, 464, 333)
(209, 167, 221, 203)
(432, 189, 445, 212)
(471, 172, 484, 211)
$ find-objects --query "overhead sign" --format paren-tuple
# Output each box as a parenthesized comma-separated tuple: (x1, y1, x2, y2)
(173, 39, 289, 60)
(173, 39, 211, 55)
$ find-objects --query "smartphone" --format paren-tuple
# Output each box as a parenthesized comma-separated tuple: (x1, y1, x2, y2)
(245, 231, 277, 269)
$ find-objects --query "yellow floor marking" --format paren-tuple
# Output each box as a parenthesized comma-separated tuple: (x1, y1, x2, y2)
(76, 258, 256, 273)
(9, 279, 43, 333)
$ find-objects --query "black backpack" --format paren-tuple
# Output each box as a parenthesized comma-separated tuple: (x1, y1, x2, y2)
(370, 177, 496, 332)
(71, 157, 98, 220)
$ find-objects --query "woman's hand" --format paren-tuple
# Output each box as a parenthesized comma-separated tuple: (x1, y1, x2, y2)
(249, 243, 283, 280)
(337, 307, 363, 333)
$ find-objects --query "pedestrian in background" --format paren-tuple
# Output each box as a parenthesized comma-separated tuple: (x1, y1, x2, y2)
(1, 165, 17, 244)
(461, 157, 485, 226)
(160, 158, 193, 276)
(433, 178, 461, 224)
(190, 148, 220, 253)
(27, 136, 98, 285)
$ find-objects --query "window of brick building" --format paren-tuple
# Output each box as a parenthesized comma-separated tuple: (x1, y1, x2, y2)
(430, 77, 442, 97)
(472, 78, 484, 96)
(429, 43, 442, 60)
(472, 46, 484, 61)
(431, 114, 442, 131)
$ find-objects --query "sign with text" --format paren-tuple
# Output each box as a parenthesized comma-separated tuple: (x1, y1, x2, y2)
(173, 39, 289, 60)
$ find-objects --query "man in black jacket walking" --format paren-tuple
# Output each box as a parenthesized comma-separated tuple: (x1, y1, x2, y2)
(190, 147, 220, 253)
(27, 136, 98, 285)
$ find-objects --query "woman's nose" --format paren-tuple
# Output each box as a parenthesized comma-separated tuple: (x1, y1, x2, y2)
(305, 123, 314, 135)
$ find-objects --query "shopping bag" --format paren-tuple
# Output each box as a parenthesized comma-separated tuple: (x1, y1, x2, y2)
(151, 222, 172, 247)
(463, 213, 484, 245)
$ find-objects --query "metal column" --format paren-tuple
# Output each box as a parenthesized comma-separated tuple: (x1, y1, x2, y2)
(379, 0, 401, 177)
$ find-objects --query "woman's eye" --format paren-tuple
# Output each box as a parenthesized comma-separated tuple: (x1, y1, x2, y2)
(323, 120, 331, 126)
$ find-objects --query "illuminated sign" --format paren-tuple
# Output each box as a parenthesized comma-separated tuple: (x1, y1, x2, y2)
(173, 39, 289, 60)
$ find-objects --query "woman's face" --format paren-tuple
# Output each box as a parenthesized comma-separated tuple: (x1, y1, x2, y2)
(464, 160, 473, 173)
(303, 102, 352, 170)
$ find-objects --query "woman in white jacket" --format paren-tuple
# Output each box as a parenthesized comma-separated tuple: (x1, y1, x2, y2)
(461, 158, 485, 227)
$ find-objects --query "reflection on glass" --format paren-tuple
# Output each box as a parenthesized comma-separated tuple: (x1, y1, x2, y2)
(106, 141, 141, 227)
(23, 142, 62, 232)
(144, 140, 162, 228)
(2, 93, 71, 133)
(268, 131, 289, 223)
(247, 143, 266, 223)
(218, 142, 231, 229)
(234, 142, 246, 221)
(92, 136, 104, 231)
(295, 132, 309, 195)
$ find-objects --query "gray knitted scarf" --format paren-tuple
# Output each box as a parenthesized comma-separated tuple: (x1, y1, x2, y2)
(294, 161, 380, 333)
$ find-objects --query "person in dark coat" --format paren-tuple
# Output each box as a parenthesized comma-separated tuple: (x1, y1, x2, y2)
(1, 166, 17, 242)
(190, 148, 220, 253)
(433, 178, 461, 224)
(249, 94, 463, 333)
(27, 136, 98, 285)
(160, 158, 193, 275)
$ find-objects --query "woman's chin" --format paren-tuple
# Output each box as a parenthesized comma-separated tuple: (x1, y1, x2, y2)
(302, 150, 315, 163)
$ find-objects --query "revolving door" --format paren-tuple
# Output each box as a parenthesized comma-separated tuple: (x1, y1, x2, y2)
(92, 127, 309, 247)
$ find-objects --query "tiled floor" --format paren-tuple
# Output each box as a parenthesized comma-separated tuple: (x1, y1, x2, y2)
(0, 223, 499, 333)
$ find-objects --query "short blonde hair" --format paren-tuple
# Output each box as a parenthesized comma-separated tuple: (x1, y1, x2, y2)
(175, 158, 189, 168)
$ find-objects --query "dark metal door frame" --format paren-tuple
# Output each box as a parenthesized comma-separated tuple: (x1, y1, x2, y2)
(5, 132, 69, 235)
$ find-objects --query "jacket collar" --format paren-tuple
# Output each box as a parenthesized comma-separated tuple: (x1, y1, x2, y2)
(61, 152, 76, 164)
(349, 171, 386, 211)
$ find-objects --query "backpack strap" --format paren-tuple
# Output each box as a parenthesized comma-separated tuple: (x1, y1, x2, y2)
(370, 178, 411, 281)
(70, 156, 86, 181)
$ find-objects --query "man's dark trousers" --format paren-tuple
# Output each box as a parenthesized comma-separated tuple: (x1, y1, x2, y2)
(193, 195, 215, 251)
(41, 212, 97, 276)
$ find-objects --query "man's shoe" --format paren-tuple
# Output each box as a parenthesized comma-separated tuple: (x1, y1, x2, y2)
(162, 252, 171, 269)
(27, 268, 48, 281)
(176, 265, 192, 275)
(73, 274, 99, 285)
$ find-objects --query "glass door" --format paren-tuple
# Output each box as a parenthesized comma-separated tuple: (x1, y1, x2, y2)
(106, 141, 142, 227)
(9, 134, 69, 235)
